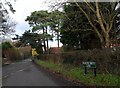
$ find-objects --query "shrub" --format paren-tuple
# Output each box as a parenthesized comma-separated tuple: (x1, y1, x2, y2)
(4, 48, 21, 61)
(39, 54, 61, 63)
(18, 46, 31, 59)
(3, 46, 32, 61)
(2, 42, 13, 58)
(61, 48, 120, 76)
(38, 47, 120, 76)
(2, 42, 13, 50)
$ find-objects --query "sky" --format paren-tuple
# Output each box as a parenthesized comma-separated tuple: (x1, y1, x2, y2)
(10, 0, 63, 47)
(13, 0, 49, 35)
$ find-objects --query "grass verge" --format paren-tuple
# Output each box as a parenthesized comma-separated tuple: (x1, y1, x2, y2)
(36, 59, 120, 86)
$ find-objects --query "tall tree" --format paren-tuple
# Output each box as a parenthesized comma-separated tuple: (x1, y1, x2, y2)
(49, 10, 64, 47)
(25, 11, 52, 52)
(74, 1, 120, 48)
(60, 2, 101, 50)
(20, 30, 43, 54)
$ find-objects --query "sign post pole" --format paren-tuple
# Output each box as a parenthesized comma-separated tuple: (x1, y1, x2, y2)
(94, 67, 96, 77)
(82, 62, 96, 77)
(85, 66, 87, 74)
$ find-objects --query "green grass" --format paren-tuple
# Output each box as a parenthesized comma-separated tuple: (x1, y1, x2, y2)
(36, 60, 120, 86)
(36, 60, 62, 72)
(63, 68, 119, 86)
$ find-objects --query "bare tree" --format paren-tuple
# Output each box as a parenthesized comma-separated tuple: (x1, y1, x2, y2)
(0, 0, 16, 37)
(73, 1, 120, 48)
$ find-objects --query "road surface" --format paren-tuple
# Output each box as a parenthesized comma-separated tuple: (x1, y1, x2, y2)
(2, 59, 74, 86)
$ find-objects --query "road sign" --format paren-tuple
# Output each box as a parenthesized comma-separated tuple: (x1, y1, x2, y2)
(82, 61, 96, 77)
(82, 62, 96, 68)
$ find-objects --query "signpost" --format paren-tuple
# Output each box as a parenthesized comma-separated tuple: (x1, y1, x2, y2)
(82, 62, 96, 77)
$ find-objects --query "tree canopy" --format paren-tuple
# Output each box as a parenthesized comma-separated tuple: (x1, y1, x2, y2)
(60, 2, 120, 49)
(24, 1, 120, 51)
(25, 10, 64, 49)
(74, 2, 120, 48)
(19, 30, 44, 54)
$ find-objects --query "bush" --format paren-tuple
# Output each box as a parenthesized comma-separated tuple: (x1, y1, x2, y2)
(39, 54, 61, 63)
(38, 47, 120, 76)
(61, 48, 120, 76)
(18, 46, 32, 59)
(2, 42, 13, 50)
(3, 46, 32, 61)
(2, 42, 13, 58)
(4, 48, 21, 61)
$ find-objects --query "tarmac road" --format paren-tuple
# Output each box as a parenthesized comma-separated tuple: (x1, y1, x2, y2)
(2, 59, 74, 86)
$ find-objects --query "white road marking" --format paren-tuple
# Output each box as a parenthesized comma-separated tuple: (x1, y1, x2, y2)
(3, 75, 9, 79)
(19, 69, 24, 72)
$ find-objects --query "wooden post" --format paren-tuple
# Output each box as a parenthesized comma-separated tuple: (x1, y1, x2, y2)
(94, 68, 96, 77)
(85, 66, 87, 75)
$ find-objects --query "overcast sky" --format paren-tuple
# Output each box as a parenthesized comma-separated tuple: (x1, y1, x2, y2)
(12, 0, 49, 35)
(10, 0, 63, 47)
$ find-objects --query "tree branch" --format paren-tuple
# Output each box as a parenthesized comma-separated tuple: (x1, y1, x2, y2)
(74, 1, 103, 43)
(100, 10, 107, 25)
(109, 13, 117, 32)
(84, 1, 96, 13)
(96, 1, 106, 33)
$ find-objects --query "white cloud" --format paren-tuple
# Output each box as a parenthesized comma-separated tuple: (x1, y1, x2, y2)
(13, 0, 49, 22)
(12, 0, 50, 35)
(49, 41, 63, 47)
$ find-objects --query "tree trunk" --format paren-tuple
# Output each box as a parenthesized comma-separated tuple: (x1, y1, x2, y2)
(43, 28, 46, 52)
(46, 27, 49, 50)
(57, 32, 59, 48)
(104, 32, 110, 48)
(58, 36, 59, 48)
(46, 40, 49, 50)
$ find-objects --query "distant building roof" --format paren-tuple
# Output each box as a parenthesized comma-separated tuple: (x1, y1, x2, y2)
(49, 47, 61, 54)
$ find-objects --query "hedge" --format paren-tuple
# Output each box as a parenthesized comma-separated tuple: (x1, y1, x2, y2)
(38, 47, 120, 76)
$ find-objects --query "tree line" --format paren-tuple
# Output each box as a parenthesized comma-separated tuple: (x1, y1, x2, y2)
(16, 1, 120, 54)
